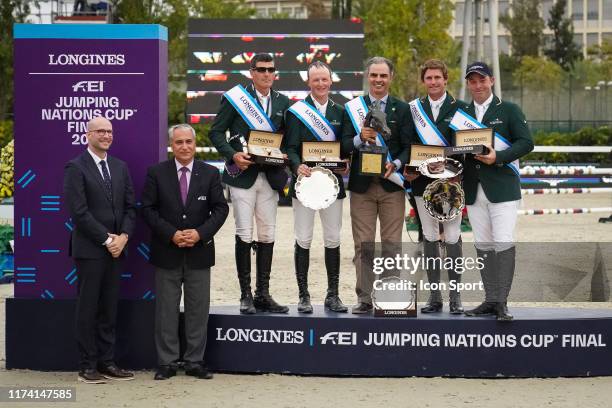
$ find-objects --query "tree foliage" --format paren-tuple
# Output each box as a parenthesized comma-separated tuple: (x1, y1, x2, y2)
(354, 0, 456, 100)
(499, 0, 544, 58)
(0, 0, 31, 120)
(513, 56, 563, 93)
(544, 0, 581, 71)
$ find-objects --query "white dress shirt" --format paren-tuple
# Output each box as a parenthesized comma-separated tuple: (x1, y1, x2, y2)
(311, 96, 328, 116)
(87, 147, 110, 180)
(474, 93, 494, 123)
(428, 92, 447, 122)
(256, 89, 271, 115)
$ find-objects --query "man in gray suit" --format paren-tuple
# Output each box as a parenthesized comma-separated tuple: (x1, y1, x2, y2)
(142, 124, 229, 380)
(64, 116, 136, 384)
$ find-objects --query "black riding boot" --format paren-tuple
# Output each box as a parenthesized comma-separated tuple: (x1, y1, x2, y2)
(324, 246, 348, 313)
(465, 248, 498, 316)
(235, 236, 255, 314)
(294, 243, 312, 313)
(445, 238, 464, 314)
(421, 240, 443, 313)
(495, 246, 516, 321)
(254, 241, 289, 313)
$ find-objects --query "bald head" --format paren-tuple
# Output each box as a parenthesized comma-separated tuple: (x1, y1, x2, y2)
(86, 116, 114, 158)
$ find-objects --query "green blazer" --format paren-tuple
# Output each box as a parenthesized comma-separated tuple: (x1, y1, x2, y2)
(459, 96, 534, 204)
(209, 83, 292, 189)
(340, 95, 413, 194)
(285, 95, 347, 199)
(409, 93, 463, 197)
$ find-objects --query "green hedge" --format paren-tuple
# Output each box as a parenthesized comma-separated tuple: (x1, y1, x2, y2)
(0, 120, 13, 149)
(524, 127, 612, 164)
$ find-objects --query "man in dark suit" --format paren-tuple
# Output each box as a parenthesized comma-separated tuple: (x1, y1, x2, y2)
(285, 61, 349, 314)
(209, 53, 292, 314)
(341, 57, 412, 314)
(142, 124, 229, 380)
(404, 59, 465, 314)
(64, 116, 136, 384)
(458, 62, 534, 321)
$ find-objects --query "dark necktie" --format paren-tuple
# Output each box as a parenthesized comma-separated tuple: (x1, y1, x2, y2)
(99, 160, 112, 199)
(179, 167, 189, 205)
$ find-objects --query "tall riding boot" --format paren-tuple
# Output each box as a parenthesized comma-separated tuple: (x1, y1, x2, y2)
(465, 248, 498, 316)
(421, 240, 443, 313)
(294, 243, 312, 313)
(254, 241, 289, 313)
(445, 238, 464, 314)
(324, 246, 348, 313)
(235, 236, 255, 314)
(495, 246, 516, 321)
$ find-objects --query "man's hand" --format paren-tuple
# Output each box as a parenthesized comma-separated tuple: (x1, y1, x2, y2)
(360, 126, 377, 144)
(172, 230, 188, 247)
(332, 160, 350, 176)
(107, 233, 128, 258)
(297, 164, 312, 177)
(383, 162, 396, 179)
(475, 145, 496, 165)
(182, 229, 201, 247)
(233, 152, 253, 170)
(403, 169, 420, 182)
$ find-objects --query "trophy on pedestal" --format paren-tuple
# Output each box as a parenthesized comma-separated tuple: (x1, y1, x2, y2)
(358, 100, 390, 176)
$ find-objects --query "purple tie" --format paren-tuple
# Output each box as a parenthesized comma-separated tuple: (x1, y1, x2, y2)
(179, 167, 188, 205)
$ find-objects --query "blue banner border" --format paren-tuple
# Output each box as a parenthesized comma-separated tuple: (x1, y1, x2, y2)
(14, 24, 168, 41)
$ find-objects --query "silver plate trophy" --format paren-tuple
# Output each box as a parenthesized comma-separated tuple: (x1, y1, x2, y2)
(420, 157, 465, 222)
(295, 166, 339, 211)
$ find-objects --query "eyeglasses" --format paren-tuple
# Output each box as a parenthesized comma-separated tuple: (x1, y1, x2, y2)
(89, 129, 113, 136)
(252, 67, 276, 73)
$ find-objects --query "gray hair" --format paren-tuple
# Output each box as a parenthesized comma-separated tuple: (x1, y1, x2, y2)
(168, 124, 196, 141)
(306, 61, 333, 80)
(365, 56, 394, 76)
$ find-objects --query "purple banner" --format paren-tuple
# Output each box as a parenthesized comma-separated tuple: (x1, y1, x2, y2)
(13, 24, 168, 299)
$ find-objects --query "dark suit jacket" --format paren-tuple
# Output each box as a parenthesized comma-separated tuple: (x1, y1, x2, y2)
(285, 95, 347, 199)
(341, 95, 412, 193)
(459, 96, 534, 204)
(63, 151, 136, 259)
(209, 83, 293, 190)
(409, 93, 463, 196)
(141, 159, 229, 270)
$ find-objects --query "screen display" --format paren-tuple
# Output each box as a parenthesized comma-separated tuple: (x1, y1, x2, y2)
(186, 19, 365, 123)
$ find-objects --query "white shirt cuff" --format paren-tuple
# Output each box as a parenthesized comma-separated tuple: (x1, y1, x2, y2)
(393, 159, 402, 170)
(103, 236, 113, 246)
(353, 134, 362, 148)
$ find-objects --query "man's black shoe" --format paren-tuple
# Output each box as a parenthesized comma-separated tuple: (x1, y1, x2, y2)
(297, 295, 313, 313)
(185, 364, 213, 380)
(239, 293, 256, 314)
(253, 295, 289, 313)
(154, 366, 177, 380)
(464, 301, 497, 317)
(449, 300, 465, 314)
(496, 302, 514, 322)
(420, 301, 443, 313)
(324, 295, 348, 313)
(98, 364, 134, 381)
(78, 369, 105, 384)
(351, 302, 373, 314)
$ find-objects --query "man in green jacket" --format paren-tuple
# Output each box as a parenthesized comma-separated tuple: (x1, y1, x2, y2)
(341, 56, 412, 314)
(404, 59, 465, 314)
(457, 62, 534, 321)
(285, 61, 349, 314)
(209, 53, 292, 315)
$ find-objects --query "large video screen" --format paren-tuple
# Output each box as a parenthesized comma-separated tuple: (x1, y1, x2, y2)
(186, 19, 364, 123)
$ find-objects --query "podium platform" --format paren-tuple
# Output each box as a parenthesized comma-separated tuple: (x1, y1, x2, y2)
(6, 298, 612, 377)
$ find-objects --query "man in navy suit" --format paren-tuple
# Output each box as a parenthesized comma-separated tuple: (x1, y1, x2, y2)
(64, 116, 136, 384)
(142, 124, 229, 380)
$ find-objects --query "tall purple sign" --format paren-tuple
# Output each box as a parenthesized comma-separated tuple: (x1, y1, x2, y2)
(13, 24, 167, 299)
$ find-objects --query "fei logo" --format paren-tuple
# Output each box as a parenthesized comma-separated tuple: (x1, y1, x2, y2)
(319, 331, 357, 345)
(72, 81, 105, 92)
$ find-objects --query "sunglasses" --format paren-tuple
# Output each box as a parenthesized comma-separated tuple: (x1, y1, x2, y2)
(252, 67, 276, 73)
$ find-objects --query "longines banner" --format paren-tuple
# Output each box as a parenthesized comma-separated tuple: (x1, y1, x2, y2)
(13, 24, 168, 299)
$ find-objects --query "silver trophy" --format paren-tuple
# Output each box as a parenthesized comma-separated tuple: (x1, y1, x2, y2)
(225, 133, 249, 177)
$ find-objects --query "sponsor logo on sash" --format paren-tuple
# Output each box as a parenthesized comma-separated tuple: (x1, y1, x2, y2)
(223, 84, 276, 132)
(408, 98, 449, 146)
(288, 100, 336, 141)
